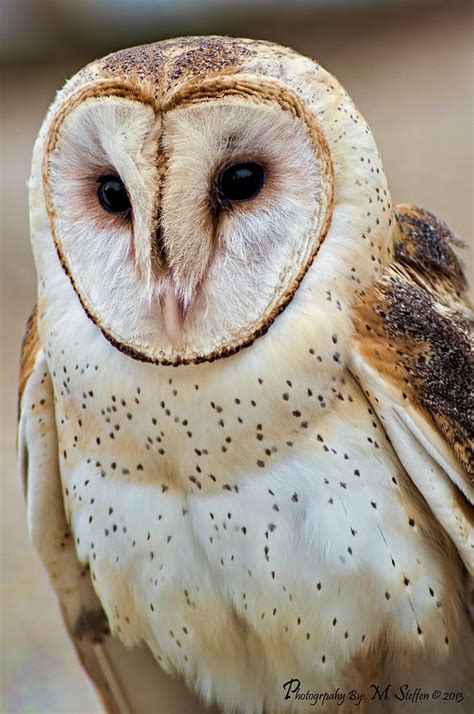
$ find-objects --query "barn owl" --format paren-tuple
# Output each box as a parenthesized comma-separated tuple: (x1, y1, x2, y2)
(19, 36, 473, 714)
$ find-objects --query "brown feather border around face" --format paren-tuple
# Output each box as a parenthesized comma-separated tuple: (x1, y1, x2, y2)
(41, 76, 335, 367)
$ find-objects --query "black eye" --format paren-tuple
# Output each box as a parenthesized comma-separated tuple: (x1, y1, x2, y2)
(217, 162, 265, 203)
(97, 175, 131, 214)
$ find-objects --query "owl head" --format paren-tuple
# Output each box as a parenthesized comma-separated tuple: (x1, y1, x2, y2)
(30, 37, 393, 366)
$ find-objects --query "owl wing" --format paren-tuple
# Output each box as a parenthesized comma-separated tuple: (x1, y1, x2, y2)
(18, 306, 212, 714)
(350, 205, 473, 574)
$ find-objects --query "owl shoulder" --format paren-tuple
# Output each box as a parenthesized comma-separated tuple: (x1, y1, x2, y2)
(350, 205, 473, 572)
(352, 204, 473, 477)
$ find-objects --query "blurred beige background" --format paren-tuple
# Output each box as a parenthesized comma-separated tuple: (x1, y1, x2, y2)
(1, 1, 472, 712)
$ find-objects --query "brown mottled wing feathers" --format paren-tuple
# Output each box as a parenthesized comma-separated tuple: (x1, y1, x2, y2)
(18, 304, 40, 418)
(351, 205, 473, 572)
(354, 205, 473, 479)
(394, 204, 468, 295)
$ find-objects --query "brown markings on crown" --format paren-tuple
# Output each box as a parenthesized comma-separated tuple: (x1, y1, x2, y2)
(99, 37, 258, 95)
(101, 44, 166, 85)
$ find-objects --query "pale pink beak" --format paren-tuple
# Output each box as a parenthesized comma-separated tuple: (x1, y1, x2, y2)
(160, 283, 186, 350)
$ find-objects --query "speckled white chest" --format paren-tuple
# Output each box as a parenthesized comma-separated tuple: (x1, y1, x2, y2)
(42, 300, 456, 712)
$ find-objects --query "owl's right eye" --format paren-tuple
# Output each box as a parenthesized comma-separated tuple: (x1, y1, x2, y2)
(97, 175, 131, 215)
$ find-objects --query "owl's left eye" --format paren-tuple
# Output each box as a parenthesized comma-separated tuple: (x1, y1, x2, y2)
(216, 162, 265, 203)
(97, 175, 131, 215)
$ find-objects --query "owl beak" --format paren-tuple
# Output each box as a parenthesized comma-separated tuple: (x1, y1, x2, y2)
(160, 283, 185, 350)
